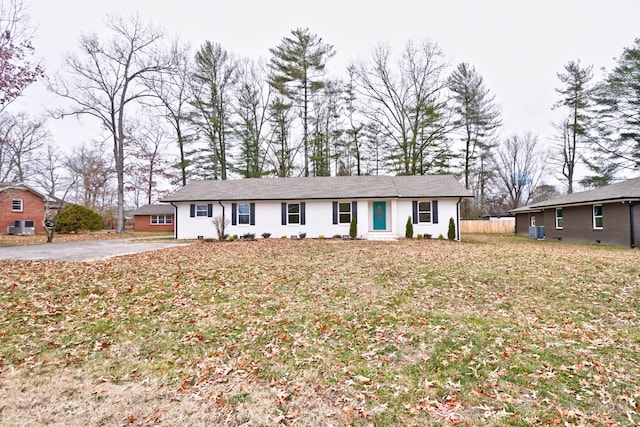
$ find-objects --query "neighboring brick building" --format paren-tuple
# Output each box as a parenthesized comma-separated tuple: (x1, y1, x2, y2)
(0, 182, 47, 235)
(131, 204, 174, 232)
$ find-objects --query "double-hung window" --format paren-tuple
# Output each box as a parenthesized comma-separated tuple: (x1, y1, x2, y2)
(238, 203, 251, 225)
(196, 204, 209, 217)
(338, 202, 351, 224)
(418, 201, 431, 223)
(281, 202, 305, 225)
(288, 203, 300, 224)
(12, 199, 23, 212)
(555, 208, 563, 229)
(593, 205, 603, 229)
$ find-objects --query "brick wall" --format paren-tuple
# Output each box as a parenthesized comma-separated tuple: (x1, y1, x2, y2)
(0, 189, 46, 234)
(133, 214, 174, 233)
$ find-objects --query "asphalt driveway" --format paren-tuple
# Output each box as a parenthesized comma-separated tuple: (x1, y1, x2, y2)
(0, 238, 192, 261)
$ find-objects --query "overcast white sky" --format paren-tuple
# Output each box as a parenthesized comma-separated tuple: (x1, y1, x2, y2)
(15, 0, 640, 162)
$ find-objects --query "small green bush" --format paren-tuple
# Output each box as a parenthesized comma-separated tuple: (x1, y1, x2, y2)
(298, 232, 306, 239)
(332, 234, 342, 239)
(228, 235, 237, 241)
(405, 216, 413, 238)
(261, 232, 271, 239)
(448, 217, 456, 240)
(55, 204, 105, 233)
(242, 232, 255, 240)
(318, 235, 325, 240)
(349, 217, 357, 239)
(417, 234, 423, 239)
(424, 233, 432, 239)
(438, 234, 444, 240)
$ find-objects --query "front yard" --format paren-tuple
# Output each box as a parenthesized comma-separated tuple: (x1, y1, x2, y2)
(0, 235, 638, 426)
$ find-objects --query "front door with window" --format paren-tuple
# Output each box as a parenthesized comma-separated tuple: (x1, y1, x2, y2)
(373, 201, 386, 230)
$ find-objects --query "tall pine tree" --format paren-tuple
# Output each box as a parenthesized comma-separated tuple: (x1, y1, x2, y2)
(269, 28, 335, 177)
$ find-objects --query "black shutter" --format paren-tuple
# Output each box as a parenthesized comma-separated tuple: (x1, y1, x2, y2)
(352, 201, 358, 222)
(432, 200, 439, 224)
(412, 201, 418, 224)
(250, 203, 255, 225)
(300, 202, 306, 225)
(332, 202, 338, 224)
(190, 204, 195, 217)
(207, 204, 213, 217)
(231, 203, 237, 225)
(281, 203, 287, 225)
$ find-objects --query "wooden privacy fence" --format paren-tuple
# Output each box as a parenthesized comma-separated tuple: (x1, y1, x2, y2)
(461, 220, 515, 234)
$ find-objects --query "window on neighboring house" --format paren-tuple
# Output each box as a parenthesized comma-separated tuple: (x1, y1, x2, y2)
(418, 201, 431, 223)
(338, 202, 351, 224)
(593, 205, 603, 229)
(196, 204, 208, 217)
(151, 215, 172, 225)
(12, 199, 23, 212)
(555, 208, 563, 229)
(238, 203, 251, 224)
(288, 203, 300, 224)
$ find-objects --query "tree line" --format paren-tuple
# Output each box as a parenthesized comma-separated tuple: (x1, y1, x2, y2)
(1, 1, 639, 232)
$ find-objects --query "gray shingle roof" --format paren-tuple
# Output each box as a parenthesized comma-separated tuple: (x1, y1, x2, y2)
(131, 204, 175, 215)
(512, 176, 640, 212)
(161, 175, 472, 202)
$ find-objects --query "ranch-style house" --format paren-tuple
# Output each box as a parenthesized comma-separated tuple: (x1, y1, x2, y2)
(161, 175, 472, 240)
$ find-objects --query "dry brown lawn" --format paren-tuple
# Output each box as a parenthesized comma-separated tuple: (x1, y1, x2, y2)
(1, 234, 638, 426)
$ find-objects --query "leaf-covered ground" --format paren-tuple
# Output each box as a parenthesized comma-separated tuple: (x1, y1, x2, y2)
(0, 235, 638, 426)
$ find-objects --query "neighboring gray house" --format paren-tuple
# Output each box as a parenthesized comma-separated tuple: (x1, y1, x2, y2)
(161, 175, 472, 240)
(511, 176, 640, 248)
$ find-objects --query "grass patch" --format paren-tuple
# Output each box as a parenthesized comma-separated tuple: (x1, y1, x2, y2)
(1, 237, 639, 425)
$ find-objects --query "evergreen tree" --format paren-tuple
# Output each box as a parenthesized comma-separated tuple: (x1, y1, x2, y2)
(448, 62, 501, 191)
(552, 60, 594, 194)
(269, 28, 335, 177)
(593, 38, 640, 175)
(190, 41, 236, 180)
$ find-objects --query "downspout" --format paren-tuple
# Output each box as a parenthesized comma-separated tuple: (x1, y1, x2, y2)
(457, 198, 462, 241)
(630, 201, 639, 249)
(171, 202, 178, 239)
(218, 201, 225, 237)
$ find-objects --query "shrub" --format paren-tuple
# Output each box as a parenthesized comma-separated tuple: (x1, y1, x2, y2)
(349, 217, 357, 239)
(298, 232, 306, 239)
(332, 234, 342, 239)
(318, 235, 325, 240)
(424, 233, 432, 239)
(55, 204, 105, 233)
(417, 234, 423, 239)
(448, 217, 456, 240)
(242, 232, 255, 240)
(228, 235, 237, 241)
(405, 216, 413, 238)
(261, 232, 271, 239)
(438, 234, 444, 240)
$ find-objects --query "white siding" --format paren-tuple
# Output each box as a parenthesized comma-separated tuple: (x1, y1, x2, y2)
(174, 198, 461, 240)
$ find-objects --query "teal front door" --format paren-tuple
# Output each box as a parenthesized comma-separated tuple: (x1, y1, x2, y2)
(373, 201, 386, 230)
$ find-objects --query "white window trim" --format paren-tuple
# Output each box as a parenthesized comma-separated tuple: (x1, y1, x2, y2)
(593, 205, 603, 230)
(195, 204, 208, 217)
(555, 208, 563, 230)
(287, 202, 300, 225)
(338, 202, 351, 224)
(150, 215, 172, 225)
(418, 201, 432, 224)
(12, 199, 23, 212)
(237, 203, 251, 225)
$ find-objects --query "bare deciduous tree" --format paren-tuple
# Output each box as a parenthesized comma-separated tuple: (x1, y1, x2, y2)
(351, 40, 453, 175)
(48, 14, 169, 232)
(492, 132, 548, 209)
